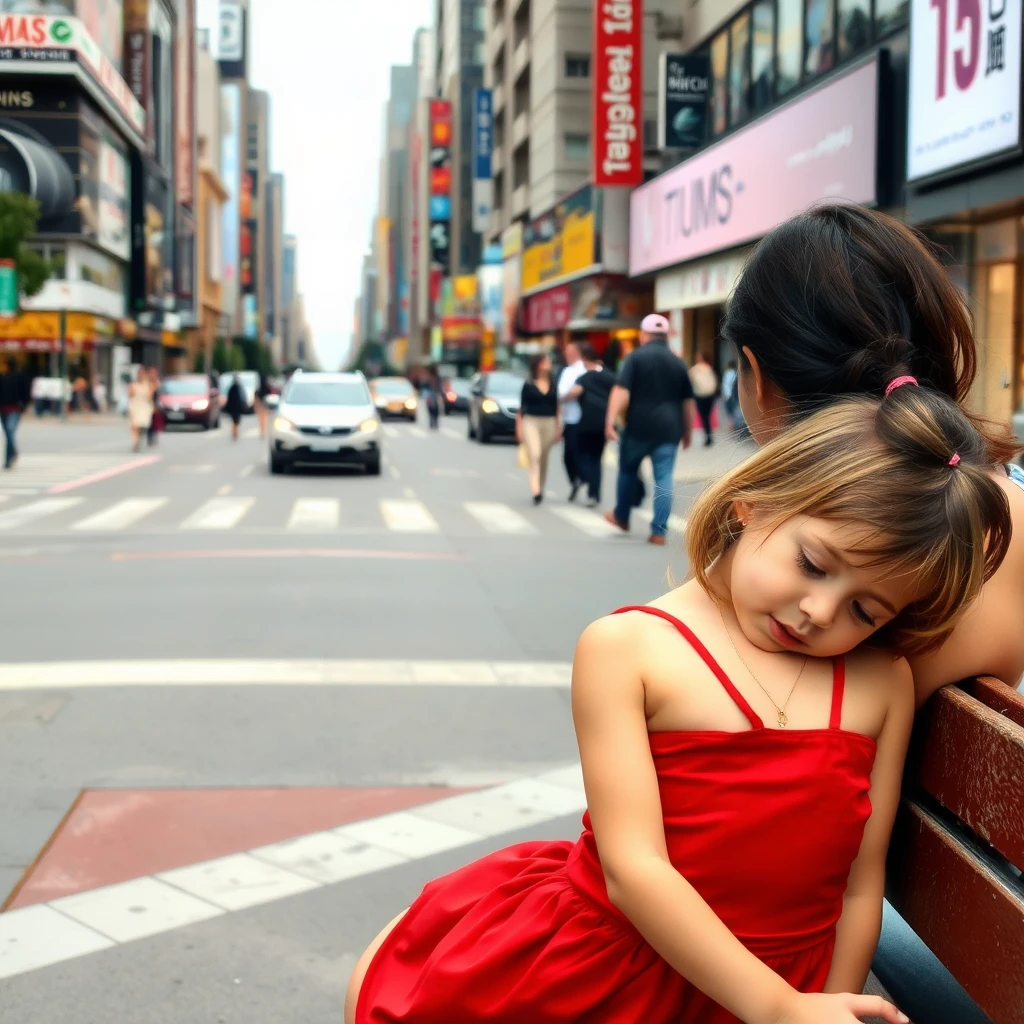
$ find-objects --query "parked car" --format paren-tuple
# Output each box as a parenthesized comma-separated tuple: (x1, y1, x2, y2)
(370, 376, 418, 420)
(157, 374, 221, 430)
(467, 371, 525, 443)
(443, 377, 471, 414)
(218, 370, 259, 413)
(268, 370, 381, 475)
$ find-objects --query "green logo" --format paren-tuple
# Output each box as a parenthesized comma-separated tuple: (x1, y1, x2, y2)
(0, 262, 17, 319)
(50, 20, 73, 44)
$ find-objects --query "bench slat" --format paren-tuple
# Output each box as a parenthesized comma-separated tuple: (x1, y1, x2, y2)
(888, 802, 1024, 1024)
(912, 686, 1024, 872)
(962, 677, 1024, 730)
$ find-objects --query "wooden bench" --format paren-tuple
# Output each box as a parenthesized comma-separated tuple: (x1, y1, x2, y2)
(872, 678, 1024, 1023)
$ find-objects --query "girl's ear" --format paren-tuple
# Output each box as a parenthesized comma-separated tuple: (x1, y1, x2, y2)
(731, 500, 753, 528)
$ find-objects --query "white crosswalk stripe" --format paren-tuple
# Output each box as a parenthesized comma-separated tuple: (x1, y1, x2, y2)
(633, 508, 688, 535)
(548, 506, 623, 537)
(180, 497, 255, 530)
(72, 498, 169, 532)
(379, 499, 440, 533)
(0, 497, 85, 530)
(0, 454, 138, 495)
(407, 426, 428, 439)
(381, 425, 399, 439)
(287, 498, 340, 531)
(464, 501, 537, 535)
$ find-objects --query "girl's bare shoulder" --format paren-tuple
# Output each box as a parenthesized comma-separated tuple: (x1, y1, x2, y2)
(842, 647, 914, 736)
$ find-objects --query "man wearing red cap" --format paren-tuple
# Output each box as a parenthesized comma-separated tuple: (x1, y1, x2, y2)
(603, 314, 695, 545)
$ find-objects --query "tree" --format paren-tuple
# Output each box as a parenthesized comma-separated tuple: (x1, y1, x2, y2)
(229, 344, 246, 371)
(211, 339, 230, 373)
(0, 193, 61, 307)
(193, 351, 206, 373)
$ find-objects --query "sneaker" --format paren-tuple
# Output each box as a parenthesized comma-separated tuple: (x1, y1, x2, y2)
(604, 510, 629, 532)
(586, 497, 599, 509)
(648, 534, 667, 546)
(569, 482, 580, 502)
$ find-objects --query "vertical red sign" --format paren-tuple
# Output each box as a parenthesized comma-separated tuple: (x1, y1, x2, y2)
(592, 0, 644, 188)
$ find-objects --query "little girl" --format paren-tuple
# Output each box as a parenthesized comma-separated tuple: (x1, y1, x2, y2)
(346, 380, 1012, 1024)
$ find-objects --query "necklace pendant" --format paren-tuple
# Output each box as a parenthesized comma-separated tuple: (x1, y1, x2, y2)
(777, 709, 788, 728)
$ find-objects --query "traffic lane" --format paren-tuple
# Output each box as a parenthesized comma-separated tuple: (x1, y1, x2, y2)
(0, 815, 581, 1024)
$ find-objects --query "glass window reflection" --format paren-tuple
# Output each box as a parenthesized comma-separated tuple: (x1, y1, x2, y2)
(777, 0, 802, 96)
(805, 0, 836, 78)
(838, 0, 870, 57)
(729, 13, 751, 125)
(751, 1, 774, 112)
(711, 30, 729, 135)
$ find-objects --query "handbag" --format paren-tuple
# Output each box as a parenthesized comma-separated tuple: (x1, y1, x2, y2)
(517, 442, 530, 470)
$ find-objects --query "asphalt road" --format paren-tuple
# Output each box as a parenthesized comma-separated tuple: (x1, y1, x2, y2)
(0, 410, 750, 1022)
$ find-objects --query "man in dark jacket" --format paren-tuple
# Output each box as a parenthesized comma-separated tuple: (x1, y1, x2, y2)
(566, 344, 616, 507)
(0, 358, 30, 469)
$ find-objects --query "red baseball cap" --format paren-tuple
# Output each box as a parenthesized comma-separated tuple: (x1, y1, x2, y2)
(641, 313, 670, 333)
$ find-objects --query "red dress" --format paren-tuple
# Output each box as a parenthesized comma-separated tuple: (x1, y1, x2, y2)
(357, 606, 877, 1024)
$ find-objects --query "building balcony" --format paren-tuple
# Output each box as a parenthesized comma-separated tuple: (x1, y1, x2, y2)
(512, 110, 529, 148)
(488, 20, 506, 66)
(512, 184, 529, 218)
(493, 81, 505, 114)
(512, 35, 530, 81)
(491, 144, 504, 177)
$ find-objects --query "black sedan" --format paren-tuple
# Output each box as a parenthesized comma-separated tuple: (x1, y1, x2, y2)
(443, 377, 471, 414)
(467, 371, 525, 443)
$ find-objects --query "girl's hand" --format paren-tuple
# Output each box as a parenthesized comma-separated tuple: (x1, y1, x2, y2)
(771, 991, 909, 1024)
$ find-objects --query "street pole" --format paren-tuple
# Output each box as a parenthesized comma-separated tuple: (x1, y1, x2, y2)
(58, 306, 67, 421)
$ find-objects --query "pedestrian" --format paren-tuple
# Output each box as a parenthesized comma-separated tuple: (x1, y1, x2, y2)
(516, 353, 560, 505)
(146, 367, 163, 446)
(93, 375, 107, 413)
(127, 368, 155, 453)
(422, 366, 441, 430)
(255, 371, 271, 438)
(603, 314, 695, 546)
(225, 374, 246, 441)
(566, 343, 616, 507)
(689, 351, 718, 446)
(557, 339, 587, 501)
(0, 357, 30, 469)
(345, 379, 1011, 1024)
(720, 359, 745, 433)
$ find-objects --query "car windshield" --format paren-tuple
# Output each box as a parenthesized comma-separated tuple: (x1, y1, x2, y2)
(285, 381, 369, 406)
(449, 379, 470, 395)
(487, 373, 525, 396)
(373, 379, 413, 396)
(162, 376, 208, 395)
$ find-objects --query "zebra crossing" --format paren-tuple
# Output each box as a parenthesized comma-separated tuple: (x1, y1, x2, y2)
(0, 454, 147, 496)
(0, 492, 689, 541)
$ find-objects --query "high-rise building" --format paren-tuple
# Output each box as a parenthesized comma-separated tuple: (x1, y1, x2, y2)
(264, 172, 285, 363)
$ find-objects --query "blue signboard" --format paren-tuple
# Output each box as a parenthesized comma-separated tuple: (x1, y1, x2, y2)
(472, 88, 493, 233)
(429, 195, 451, 221)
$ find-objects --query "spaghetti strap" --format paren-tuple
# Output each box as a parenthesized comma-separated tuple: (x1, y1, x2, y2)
(613, 606, 765, 730)
(828, 657, 846, 730)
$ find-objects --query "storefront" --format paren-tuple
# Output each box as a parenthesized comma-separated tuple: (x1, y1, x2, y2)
(499, 223, 523, 366)
(905, 0, 1024, 431)
(630, 57, 881, 372)
(438, 274, 482, 369)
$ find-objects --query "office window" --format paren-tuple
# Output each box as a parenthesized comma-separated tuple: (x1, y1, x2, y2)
(710, 29, 729, 136)
(564, 132, 591, 162)
(804, 0, 836, 78)
(474, 41, 485, 64)
(838, 0, 870, 57)
(729, 13, 751, 126)
(875, 0, 909, 36)
(751, 1, 774, 112)
(776, 0, 802, 95)
(565, 54, 590, 78)
(474, 3, 485, 30)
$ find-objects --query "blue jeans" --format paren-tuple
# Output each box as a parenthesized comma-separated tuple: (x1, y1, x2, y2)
(614, 433, 678, 536)
(2, 410, 20, 466)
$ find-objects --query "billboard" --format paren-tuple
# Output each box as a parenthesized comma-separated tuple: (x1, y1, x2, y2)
(131, 155, 174, 308)
(521, 184, 597, 293)
(239, 168, 257, 336)
(428, 99, 452, 275)
(0, 1, 124, 71)
(220, 82, 241, 320)
(218, 0, 244, 78)
(471, 87, 493, 233)
(907, 0, 1022, 182)
(629, 58, 878, 277)
(658, 52, 708, 150)
(592, 0, 643, 187)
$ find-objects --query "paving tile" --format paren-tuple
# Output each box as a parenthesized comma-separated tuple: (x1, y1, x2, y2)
(335, 810, 480, 859)
(0, 904, 113, 979)
(157, 853, 319, 911)
(50, 876, 223, 942)
(250, 831, 407, 884)
(533, 764, 586, 795)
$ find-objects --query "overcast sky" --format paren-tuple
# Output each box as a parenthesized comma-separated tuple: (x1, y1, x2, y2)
(196, 0, 431, 369)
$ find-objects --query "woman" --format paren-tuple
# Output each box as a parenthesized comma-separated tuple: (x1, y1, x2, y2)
(146, 367, 163, 446)
(225, 375, 246, 442)
(689, 351, 718, 446)
(127, 368, 155, 453)
(255, 372, 271, 439)
(516, 354, 561, 505)
(725, 203, 1024, 704)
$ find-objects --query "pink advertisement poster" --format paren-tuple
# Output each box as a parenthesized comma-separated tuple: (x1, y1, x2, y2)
(629, 59, 878, 277)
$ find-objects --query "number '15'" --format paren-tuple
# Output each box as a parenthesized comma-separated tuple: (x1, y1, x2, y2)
(931, 0, 982, 99)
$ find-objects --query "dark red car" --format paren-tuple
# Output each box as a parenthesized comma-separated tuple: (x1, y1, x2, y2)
(157, 375, 222, 430)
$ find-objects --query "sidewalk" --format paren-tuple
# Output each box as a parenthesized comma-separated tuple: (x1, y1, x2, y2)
(603, 432, 755, 485)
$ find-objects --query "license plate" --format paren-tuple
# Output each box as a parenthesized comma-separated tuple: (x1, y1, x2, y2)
(310, 440, 339, 452)
(167, 411, 185, 420)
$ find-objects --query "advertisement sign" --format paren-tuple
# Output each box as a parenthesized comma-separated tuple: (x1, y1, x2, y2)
(131, 156, 174, 309)
(478, 262, 503, 333)
(123, 0, 147, 117)
(239, 168, 257, 294)
(97, 134, 129, 259)
(523, 285, 572, 334)
(220, 82, 241, 289)
(655, 251, 748, 310)
(522, 184, 598, 293)
(429, 195, 451, 220)
(659, 52, 708, 149)
(428, 99, 452, 275)
(175, 0, 194, 206)
(907, 0, 1022, 182)
(218, 0, 243, 65)
(592, 0, 643, 187)
(629, 58, 878, 277)
(0, 1, 124, 71)
(0, 13, 144, 138)
(472, 87, 493, 233)
(0, 259, 15, 318)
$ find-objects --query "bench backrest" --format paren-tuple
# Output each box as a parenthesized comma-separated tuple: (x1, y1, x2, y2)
(886, 678, 1024, 1023)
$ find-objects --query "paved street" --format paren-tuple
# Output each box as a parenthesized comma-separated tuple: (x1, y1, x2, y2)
(0, 411, 751, 1022)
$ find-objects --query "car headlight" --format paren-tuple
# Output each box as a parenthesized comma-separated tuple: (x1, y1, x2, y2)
(358, 417, 379, 433)
(192, 399, 209, 411)
(480, 398, 499, 414)
(274, 415, 297, 432)
(404, 398, 417, 410)
(374, 397, 387, 407)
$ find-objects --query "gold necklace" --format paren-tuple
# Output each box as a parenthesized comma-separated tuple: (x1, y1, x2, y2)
(719, 606, 808, 728)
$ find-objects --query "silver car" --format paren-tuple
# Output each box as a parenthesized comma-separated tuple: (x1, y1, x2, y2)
(267, 371, 382, 475)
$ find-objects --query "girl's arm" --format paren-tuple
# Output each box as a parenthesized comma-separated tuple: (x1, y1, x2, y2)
(573, 617, 905, 1024)
(824, 655, 915, 994)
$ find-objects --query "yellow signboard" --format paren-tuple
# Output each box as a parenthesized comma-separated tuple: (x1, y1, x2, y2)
(0, 312, 112, 342)
(521, 185, 597, 293)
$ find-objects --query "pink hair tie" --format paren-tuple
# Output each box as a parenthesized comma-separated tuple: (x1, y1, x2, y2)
(885, 375, 919, 397)
(948, 453, 961, 467)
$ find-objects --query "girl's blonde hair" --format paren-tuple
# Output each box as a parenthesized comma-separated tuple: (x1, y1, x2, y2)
(687, 388, 1014, 654)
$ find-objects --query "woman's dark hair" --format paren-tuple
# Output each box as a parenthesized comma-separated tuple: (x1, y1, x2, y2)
(528, 354, 549, 380)
(723, 203, 1021, 464)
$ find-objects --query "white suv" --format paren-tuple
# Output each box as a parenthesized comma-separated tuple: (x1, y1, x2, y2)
(268, 371, 381, 475)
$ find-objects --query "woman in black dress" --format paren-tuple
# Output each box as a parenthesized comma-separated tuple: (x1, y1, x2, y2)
(515, 354, 561, 504)
(225, 376, 246, 441)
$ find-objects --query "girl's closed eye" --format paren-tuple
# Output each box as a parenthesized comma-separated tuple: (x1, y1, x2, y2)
(852, 602, 876, 628)
(797, 549, 825, 578)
